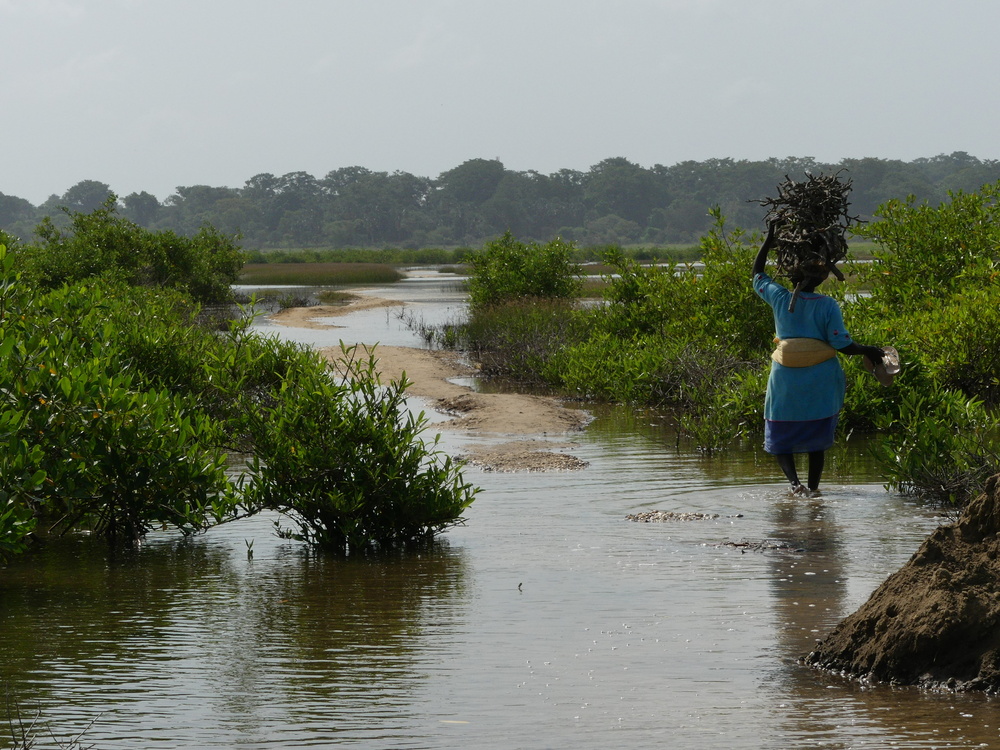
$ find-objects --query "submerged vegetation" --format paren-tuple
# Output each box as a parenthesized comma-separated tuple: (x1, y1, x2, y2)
(0, 204, 477, 561)
(448, 181, 1000, 506)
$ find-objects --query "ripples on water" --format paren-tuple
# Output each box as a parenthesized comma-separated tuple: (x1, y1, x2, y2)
(2, 277, 998, 749)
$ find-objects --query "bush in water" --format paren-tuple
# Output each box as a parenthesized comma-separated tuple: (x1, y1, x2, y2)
(240, 343, 477, 554)
(0, 236, 477, 555)
(869, 384, 999, 506)
(0, 250, 235, 546)
(466, 231, 582, 312)
(845, 181, 1000, 503)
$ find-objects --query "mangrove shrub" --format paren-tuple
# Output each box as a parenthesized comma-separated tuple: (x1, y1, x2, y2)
(466, 231, 582, 312)
(240, 343, 477, 554)
(847, 182, 1000, 502)
(17, 197, 244, 305)
(456, 184, 1000, 493)
(0, 213, 478, 557)
(0, 250, 236, 546)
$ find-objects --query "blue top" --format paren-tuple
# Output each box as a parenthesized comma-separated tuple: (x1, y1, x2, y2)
(753, 272, 854, 346)
(753, 272, 852, 421)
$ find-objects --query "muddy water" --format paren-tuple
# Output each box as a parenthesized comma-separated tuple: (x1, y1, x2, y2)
(2, 275, 999, 749)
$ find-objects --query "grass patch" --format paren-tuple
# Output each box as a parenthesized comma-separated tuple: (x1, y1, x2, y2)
(316, 290, 359, 305)
(579, 277, 609, 297)
(239, 262, 404, 286)
(243, 247, 469, 264)
(847, 241, 878, 259)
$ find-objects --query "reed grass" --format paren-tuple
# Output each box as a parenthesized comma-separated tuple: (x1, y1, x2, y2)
(579, 277, 609, 297)
(316, 290, 359, 304)
(239, 263, 404, 286)
(243, 247, 468, 264)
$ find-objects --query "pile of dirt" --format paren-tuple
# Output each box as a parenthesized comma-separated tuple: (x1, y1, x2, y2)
(804, 473, 1000, 692)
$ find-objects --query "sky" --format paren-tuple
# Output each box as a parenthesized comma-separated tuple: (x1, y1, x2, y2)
(2, 0, 998, 205)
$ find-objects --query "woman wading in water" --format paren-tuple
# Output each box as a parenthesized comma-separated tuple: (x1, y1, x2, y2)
(752, 222, 885, 496)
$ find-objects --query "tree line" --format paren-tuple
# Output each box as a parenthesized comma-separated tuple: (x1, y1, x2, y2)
(2, 152, 999, 249)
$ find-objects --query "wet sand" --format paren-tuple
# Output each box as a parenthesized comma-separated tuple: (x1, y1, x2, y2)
(269, 298, 591, 471)
(269, 297, 403, 329)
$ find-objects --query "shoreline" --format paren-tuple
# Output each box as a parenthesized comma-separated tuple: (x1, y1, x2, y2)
(268, 298, 591, 471)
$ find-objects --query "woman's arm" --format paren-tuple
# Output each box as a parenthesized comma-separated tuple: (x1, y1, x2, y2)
(752, 221, 777, 278)
(839, 341, 884, 365)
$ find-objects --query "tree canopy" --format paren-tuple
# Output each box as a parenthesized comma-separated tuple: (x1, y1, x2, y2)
(3, 152, 999, 249)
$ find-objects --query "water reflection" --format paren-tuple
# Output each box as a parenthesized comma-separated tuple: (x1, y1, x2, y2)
(758, 488, 1000, 748)
(0, 515, 469, 747)
(4, 277, 999, 748)
(768, 495, 848, 658)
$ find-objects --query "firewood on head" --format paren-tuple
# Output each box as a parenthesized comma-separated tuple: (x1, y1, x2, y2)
(753, 171, 860, 310)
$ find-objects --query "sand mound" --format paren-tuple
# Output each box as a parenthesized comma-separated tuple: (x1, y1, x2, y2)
(804, 473, 1000, 692)
(316, 345, 590, 471)
(457, 441, 589, 472)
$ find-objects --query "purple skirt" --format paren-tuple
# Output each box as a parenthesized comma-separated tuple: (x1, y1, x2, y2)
(764, 414, 838, 454)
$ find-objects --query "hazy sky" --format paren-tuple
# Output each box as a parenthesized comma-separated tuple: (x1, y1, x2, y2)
(2, 0, 997, 204)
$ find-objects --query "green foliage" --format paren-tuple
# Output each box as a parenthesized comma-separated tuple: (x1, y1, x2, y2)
(241, 344, 477, 554)
(19, 197, 244, 304)
(870, 384, 999, 505)
(462, 298, 587, 383)
(597, 250, 691, 337)
(0, 270, 236, 544)
(841, 180, 1000, 501)
(596, 209, 769, 356)
(0, 342, 42, 559)
(0, 210, 478, 557)
(677, 363, 770, 454)
(874, 288, 1000, 405)
(0, 246, 48, 558)
(550, 332, 668, 404)
(679, 208, 775, 360)
(466, 231, 583, 312)
(36, 378, 233, 542)
(855, 182, 1000, 307)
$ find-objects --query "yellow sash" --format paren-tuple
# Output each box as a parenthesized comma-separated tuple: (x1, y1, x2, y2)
(771, 337, 837, 367)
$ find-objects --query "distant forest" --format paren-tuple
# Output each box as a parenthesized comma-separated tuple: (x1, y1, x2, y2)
(2, 152, 998, 249)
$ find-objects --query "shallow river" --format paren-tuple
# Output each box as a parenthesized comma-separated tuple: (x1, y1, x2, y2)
(2, 274, 998, 749)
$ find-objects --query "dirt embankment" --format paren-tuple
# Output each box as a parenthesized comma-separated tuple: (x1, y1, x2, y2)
(267, 298, 590, 472)
(805, 473, 1000, 692)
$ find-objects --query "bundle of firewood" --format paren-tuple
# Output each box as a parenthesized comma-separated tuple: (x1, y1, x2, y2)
(755, 172, 860, 310)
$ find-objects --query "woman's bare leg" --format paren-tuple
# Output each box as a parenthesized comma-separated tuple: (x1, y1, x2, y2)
(775, 453, 801, 490)
(807, 450, 825, 493)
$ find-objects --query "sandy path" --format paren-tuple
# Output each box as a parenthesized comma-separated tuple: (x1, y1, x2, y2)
(268, 296, 590, 471)
(268, 296, 402, 329)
